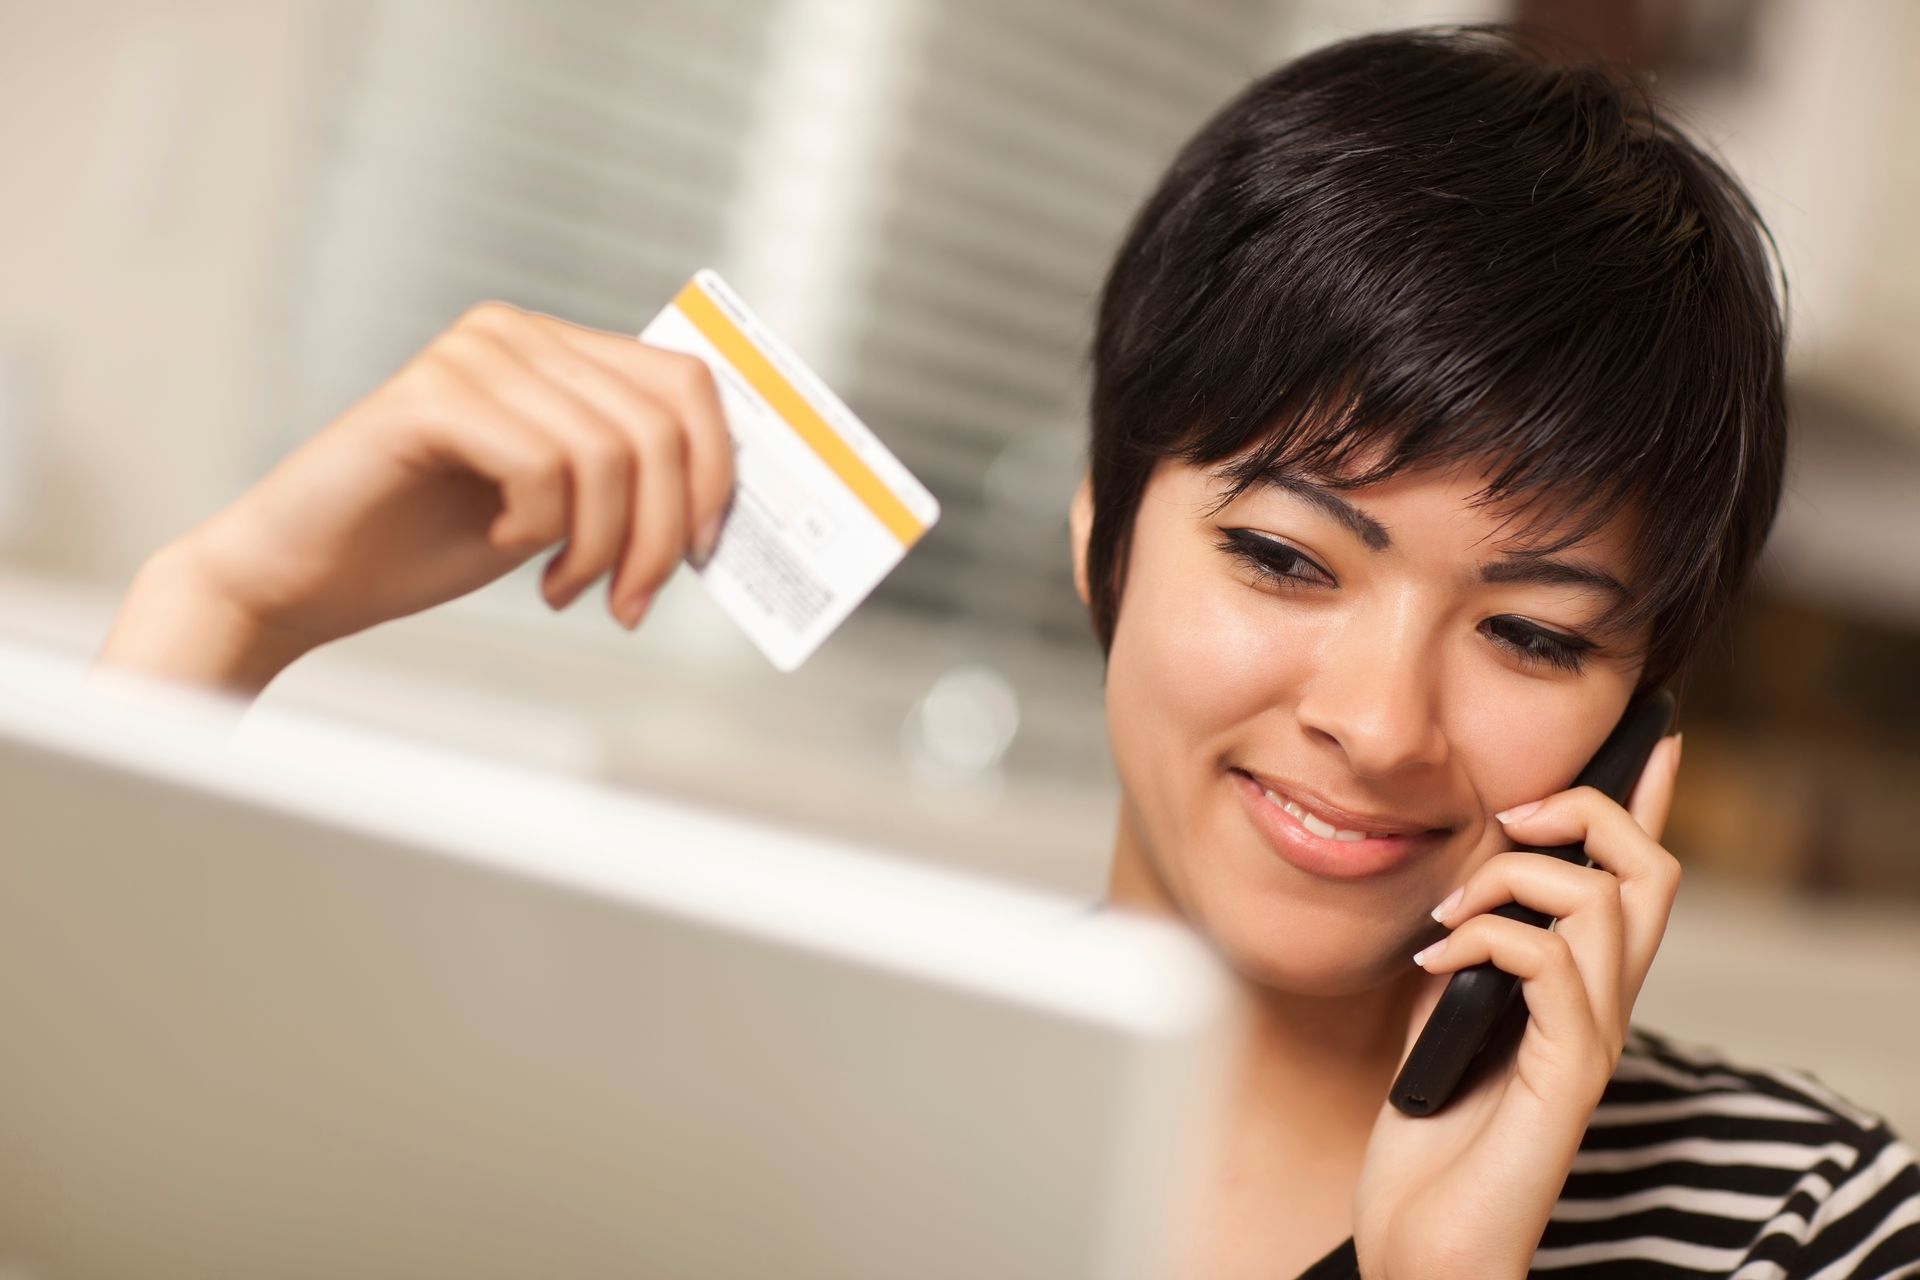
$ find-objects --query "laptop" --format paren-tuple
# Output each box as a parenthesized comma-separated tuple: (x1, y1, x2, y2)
(0, 638, 1236, 1279)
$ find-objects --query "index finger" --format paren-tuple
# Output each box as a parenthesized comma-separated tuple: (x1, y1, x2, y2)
(543, 319, 736, 559)
(1626, 732, 1683, 843)
(1497, 782, 1683, 1014)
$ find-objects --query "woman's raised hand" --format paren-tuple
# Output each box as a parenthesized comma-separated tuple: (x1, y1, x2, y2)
(97, 302, 735, 696)
(1351, 734, 1686, 1280)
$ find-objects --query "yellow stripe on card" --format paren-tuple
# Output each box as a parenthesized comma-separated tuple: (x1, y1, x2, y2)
(674, 281, 926, 547)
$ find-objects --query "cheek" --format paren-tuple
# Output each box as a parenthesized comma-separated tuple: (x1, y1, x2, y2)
(1107, 564, 1313, 762)
(1448, 674, 1634, 814)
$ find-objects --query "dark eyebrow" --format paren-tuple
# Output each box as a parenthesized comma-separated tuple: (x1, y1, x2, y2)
(1248, 472, 1392, 551)
(1224, 463, 1632, 605)
(1479, 556, 1629, 601)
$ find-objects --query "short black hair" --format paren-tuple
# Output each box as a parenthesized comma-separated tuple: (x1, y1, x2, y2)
(1085, 23, 1787, 691)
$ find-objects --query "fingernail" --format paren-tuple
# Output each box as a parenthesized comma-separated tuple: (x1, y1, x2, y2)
(693, 514, 723, 565)
(1430, 887, 1464, 923)
(1413, 937, 1449, 968)
(615, 589, 654, 630)
(1496, 799, 1544, 824)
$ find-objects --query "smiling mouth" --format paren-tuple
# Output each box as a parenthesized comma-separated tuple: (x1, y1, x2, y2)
(1230, 769, 1450, 842)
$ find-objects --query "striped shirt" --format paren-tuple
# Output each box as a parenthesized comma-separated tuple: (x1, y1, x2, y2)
(1298, 1026, 1920, 1278)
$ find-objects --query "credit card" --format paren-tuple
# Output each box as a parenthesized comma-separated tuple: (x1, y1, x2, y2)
(638, 270, 940, 671)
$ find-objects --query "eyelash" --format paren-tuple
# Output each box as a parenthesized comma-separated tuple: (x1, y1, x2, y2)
(1213, 528, 1333, 590)
(1480, 616, 1595, 674)
(1213, 527, 1598, 675)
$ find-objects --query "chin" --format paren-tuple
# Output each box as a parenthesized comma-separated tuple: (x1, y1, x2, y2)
(1185, 882, 1421, 999)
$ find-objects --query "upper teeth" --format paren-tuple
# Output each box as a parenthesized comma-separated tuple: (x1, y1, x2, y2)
(1262, 788, 1379, 842)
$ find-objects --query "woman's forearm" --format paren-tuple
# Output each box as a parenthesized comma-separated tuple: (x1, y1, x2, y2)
(91, 539, 313, 703)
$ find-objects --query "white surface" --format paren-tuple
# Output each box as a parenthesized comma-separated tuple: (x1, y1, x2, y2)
(0, 639, 1236, 1280)
(0, 563, 1122, 897)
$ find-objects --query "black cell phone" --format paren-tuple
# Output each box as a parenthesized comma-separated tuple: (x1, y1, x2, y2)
(1387, 688, 1676, 1117)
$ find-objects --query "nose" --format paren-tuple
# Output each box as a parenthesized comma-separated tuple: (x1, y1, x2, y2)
(1293, 601, 1450, 779)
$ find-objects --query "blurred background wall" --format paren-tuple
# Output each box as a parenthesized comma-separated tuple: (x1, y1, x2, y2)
(1, 0, 1915, 1129)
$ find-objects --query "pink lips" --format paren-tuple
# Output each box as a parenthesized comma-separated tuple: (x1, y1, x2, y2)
(1230, 769, 1444, 881)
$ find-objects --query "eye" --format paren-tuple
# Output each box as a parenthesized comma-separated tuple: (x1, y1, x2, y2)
(1480, 615, 1596, 674)
(1213, 528, 1336, 590)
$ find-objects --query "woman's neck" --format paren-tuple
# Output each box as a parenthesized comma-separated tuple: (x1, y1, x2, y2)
(1103, 806, 1420, 1148)
(1225, 975, 1418, 1150)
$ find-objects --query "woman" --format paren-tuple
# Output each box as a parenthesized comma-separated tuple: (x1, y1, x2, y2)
(97, 25, 1918, 1280)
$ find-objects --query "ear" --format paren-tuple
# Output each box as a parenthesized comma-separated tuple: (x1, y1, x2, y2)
(1068, 470, 1094, 607)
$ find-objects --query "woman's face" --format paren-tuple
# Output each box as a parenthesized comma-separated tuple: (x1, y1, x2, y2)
(1070, 453, 1649, 997)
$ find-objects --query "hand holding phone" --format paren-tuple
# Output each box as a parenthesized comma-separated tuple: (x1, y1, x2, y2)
(1388, 688, 1677, 1116)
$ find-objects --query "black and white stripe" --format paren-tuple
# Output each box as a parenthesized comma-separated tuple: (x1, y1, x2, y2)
(1528, 1027, 1920, 1277)
(1297, 1026, 1920, 1279)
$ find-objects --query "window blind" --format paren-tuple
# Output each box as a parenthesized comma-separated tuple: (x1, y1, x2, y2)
(265, 0, 1284, 790)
